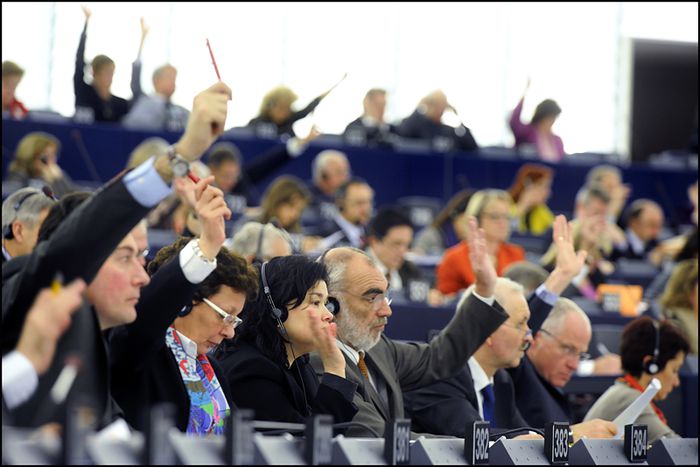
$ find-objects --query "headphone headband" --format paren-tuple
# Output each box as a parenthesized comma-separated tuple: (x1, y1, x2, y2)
(646, 319, 661, 375)
(261, 261, 283, 321)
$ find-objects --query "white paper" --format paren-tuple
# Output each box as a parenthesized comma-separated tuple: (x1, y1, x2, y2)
(612, 378, 661, 439)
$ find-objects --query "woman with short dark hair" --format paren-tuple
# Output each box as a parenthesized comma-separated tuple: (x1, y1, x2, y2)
(584, 317, 690, 443)
(216, 255, 358, 426)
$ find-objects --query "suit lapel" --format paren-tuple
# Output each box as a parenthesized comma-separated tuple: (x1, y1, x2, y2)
(363, 352, 396, 418)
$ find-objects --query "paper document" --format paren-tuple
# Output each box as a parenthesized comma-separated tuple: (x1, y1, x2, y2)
(611, 378, 661, 439)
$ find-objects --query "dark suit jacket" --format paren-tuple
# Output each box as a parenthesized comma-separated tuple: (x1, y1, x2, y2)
(247, 96, 323, 138)
(219, 340, 358, 425)
(396, 110, 478, 152)
(1, 176, 149, 428)
(404, 366, 529, 436)
(343, 117, 397, 147)
(311, 293, 508, 438)
(107, 253, 234, 432)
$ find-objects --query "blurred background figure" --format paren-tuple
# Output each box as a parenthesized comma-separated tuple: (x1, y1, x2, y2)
(74, 5, 130, 123)
(659, 259, 698, 355)
(303, 149, 352, 236)
(123, 17, 189, 131)
(584, 317, 689, 444)
(436, 190, 525, 296)
(2, 187, 56, 263)
(2, 60, 28, 119)
(344, 88, 396, 146)
(507, 163, 555, 235)
(412, 189, 473, 256)
(228, 221, 293, 264)
(611, 199, 666, 265)
(5, 132, 78, 197)
(509, 78, 565, 162)
(247, 83, 333, 138)
(397, 89, 478, 152)
(585, 165, 631, 223)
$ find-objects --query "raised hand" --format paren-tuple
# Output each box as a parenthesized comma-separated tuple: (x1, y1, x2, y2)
(193, 176, 230, 259)
(81, 4, 92, 21)
(467, 215, 496, 298)
(139, 17, 149, 38)
(544, 215, 588, 295)
(175, 81, 232, 161)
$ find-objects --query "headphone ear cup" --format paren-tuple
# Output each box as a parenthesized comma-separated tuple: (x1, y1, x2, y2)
(646, 360, 659, 375)
(3, 224, 14, 240)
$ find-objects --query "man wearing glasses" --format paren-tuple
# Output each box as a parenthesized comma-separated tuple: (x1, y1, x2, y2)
(314, 216, 510, 438)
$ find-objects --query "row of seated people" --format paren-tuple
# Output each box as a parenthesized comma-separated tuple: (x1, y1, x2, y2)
(1, 81, 695, 452)
(3, 9, 579, 162)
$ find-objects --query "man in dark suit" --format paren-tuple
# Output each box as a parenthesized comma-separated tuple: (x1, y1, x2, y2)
(312, 178, 374, 249)
(1, 187, 55, 264)
(343, 88, 397, 147)
(302, 149, 351, 236)
(1, 81, 232, 428)
(610, 199, 665, 265)
(312, 216, 508, 438)
(396, 90, 478, 153)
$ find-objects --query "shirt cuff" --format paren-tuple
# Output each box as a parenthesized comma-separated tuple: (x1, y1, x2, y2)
(321, 372, 358, 402)
(535, 284, 559, 306)
(576, 359, 596, 376)
(472, 290, 495, 306)
(123, 156, 173, 208)
(1, 351, 39, 410)
(179, 239, 217, 284)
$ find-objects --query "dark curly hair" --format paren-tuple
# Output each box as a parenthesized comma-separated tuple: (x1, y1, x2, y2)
(147, 236, 259, 304)
(620, 316, 690, 377)
(221, 255, 329, 367)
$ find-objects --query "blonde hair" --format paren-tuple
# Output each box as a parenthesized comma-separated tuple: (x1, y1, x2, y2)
(126, 137, 169, 169)
(660, 259, 698, 311)
(9, 132, 61, 177)
(465, 189, 513, 219)
(258, 86, 297, 118)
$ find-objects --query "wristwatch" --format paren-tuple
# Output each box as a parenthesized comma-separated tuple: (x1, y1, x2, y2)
(166, 145, 190, 178)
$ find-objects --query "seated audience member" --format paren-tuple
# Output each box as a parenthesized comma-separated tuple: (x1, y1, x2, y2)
(1, 81, 233, 428)
(611, 199, 667, 265)
(217, 255, 358, 425)
(510, 297, 596, 428)
(312, 178, 374, 250)
(412, 189, 472, 255)
(507, 163, 555, 235)
(228, 221, 293, 264)
(509, 79, 565, 162)
(659, 259, 698, 355)
(2, 188, 56, 264)
(2, 60, 28, 119)
(74, 5, 130, 123)
(436, 189, 525, 295)
(503, 261, 549, 296)
(584, 317, 689, 443)
(2, 280, 86, 411)
(123, 18, 189, 131)
(303, 149, 351, 235)
(396, 89, 478, 152)
(585, 164, 630, 223)
(310, 217, 508, 438)
(404, 278, 616, 440)
(247, 83, 333, 138)
(5, 132, 78, 198)
(344, 88, 396, 146)
(366, 206, 442, 305)
(110, 233, 259, 434)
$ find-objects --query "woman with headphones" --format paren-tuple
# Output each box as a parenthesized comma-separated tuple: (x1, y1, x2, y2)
(216, 255, 358, 426)
(584, 317, 690, 443)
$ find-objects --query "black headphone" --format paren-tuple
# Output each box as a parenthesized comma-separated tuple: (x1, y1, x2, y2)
(3, 191, 42, 240)
(177, 291, 202, 318)
(645, 320, 661, 375)
(261, 261, 286, 324)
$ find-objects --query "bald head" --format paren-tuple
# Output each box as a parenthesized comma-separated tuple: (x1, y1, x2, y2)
(420, 90, 449, 123)
(627, 199, 664, 242)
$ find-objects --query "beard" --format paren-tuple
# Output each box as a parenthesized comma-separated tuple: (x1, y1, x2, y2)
(335, 299, 388, 352)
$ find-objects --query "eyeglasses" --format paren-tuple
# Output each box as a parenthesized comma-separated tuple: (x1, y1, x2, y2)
(339, 290, 392, 312)
(502, 322, 533, 339)
(202, 297, 243, 328)
(539, 328, 591, 361)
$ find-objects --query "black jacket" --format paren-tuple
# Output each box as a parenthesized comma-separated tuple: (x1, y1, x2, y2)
(396, 110, 478, 152)
(218, 340, 358, 425)
(247, 96, 323, 138)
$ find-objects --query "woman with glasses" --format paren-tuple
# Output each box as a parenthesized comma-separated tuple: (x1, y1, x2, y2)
(216, 255, 359, 426)
(109, 235, 259, 435)
(436, 189, 525, 296)
(584, 317, 689, 443)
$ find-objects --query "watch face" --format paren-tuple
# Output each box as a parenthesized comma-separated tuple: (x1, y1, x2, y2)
(173, 159, 189, 178)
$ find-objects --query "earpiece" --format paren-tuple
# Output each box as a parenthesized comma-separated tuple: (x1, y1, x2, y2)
(261, 261, 286, 324)
(645, 320, 661, 375)
(326, 296, 340, 316)
(178, 303, 193, 317)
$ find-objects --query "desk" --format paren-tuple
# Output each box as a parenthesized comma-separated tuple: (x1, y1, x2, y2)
(3, 118, 696, 226)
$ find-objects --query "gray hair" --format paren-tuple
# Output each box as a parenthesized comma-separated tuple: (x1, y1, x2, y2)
(2, 187, 55, 232)
(126, 137, 170, 169)
(586, 164, 621, 186)
(457, 277, 524, 313)
(503, 261, 548, 296)
(229, 222, 291, 260)
(540, 297, 591, 335)
(320, 246, 379, 295)
(312, 150, 349, 184)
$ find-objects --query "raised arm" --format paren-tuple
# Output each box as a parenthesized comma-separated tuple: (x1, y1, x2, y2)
(74, 5, 93, 100)
(131, 17, 149, 98)
(509, 78, 531, 140)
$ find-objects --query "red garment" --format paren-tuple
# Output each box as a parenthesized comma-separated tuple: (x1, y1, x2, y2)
(619, 374, 668, 425)
(6, 98, 28, 119)
(436, 240, 525, 294)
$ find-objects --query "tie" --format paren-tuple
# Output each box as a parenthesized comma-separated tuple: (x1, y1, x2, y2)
(481, 384, 495, 425)
(358, 353, 370, 380)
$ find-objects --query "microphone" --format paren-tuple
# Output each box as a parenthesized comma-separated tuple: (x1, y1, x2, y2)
(71, 129, 102, 182)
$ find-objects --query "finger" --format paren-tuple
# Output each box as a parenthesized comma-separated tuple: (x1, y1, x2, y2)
(194, 178, 209, 201)
(207, 81, 233, 100)
(576, 250, 588, 265)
